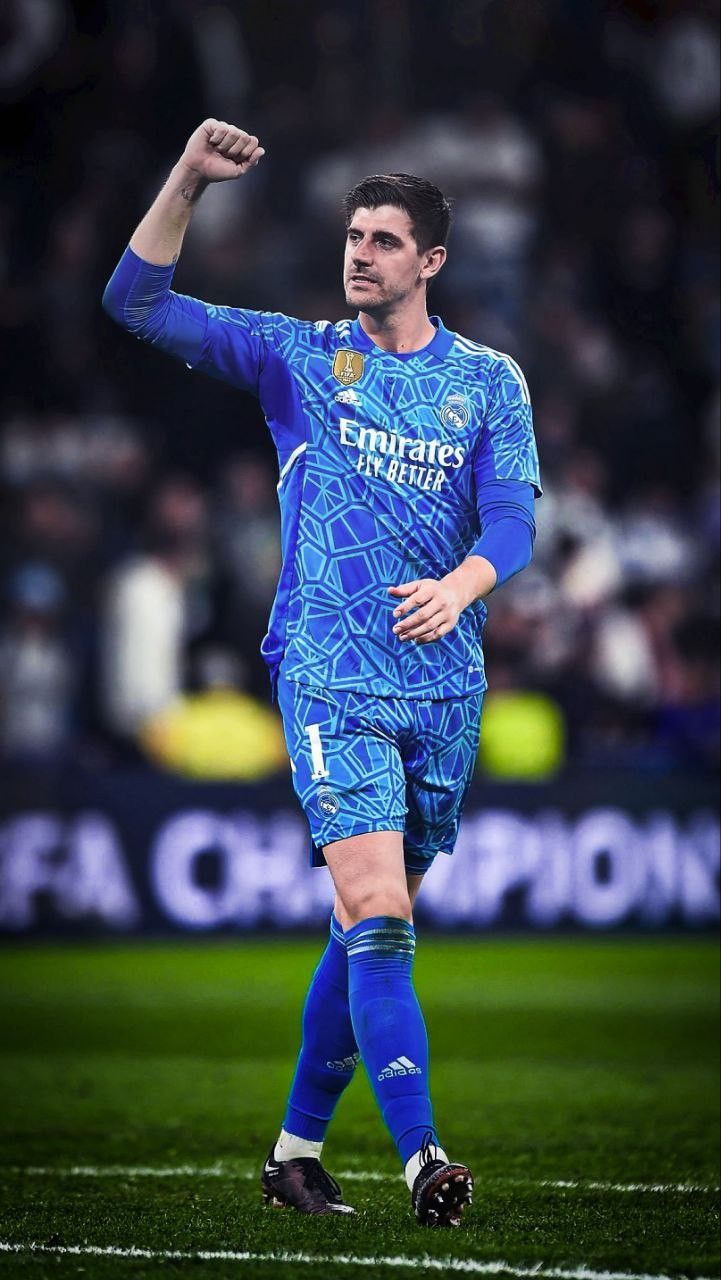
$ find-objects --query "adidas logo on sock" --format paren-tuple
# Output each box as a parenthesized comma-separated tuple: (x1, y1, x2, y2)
(377, 1055, 422, 1081)
(326, 1053, 360, 1073)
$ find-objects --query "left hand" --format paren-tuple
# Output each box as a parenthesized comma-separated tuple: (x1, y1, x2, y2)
(388, 577, 463, 645)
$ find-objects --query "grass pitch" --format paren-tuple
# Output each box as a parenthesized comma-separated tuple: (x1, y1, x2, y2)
(0, 937, 718, 1279)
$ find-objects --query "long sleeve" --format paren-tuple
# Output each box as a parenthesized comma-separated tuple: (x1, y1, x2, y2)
(103, 246, 298, 393)
(102, 246, 208, 366)
(469, 478, 536, 587)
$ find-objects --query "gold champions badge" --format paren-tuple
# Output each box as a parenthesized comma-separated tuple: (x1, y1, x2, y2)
(332, 349, 365, 386)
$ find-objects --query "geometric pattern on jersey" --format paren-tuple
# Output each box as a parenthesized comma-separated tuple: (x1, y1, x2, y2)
(277, 669, 483, 874)
(157, 286, 541, 701)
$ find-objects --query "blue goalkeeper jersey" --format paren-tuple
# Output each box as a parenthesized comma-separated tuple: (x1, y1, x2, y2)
(104, 250, 541, 700)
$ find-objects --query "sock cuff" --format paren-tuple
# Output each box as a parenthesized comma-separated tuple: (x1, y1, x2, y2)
(329, 914, 346, 947)
(345, 915, 415, 962)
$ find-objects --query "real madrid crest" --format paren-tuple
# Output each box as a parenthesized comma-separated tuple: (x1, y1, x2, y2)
(439, 393, 471, 429)
(332, 349, 365, 386)
(317, 786, 341, 817)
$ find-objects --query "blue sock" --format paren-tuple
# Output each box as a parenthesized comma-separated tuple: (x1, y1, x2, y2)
(282, 915, 359, 1141)
(346, 916, 439, 1165)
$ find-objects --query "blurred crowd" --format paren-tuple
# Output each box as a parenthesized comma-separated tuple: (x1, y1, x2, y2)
(0, 0, 718, 777)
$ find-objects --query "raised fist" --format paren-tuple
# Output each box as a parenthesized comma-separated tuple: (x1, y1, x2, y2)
(179, 119, 265, 182)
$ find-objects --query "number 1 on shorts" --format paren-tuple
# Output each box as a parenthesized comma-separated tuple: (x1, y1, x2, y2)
(305, 722, 330, 780)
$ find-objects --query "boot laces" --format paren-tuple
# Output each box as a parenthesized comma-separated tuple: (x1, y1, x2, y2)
(302, 1159, 342, 1201)
(419, 1129, 439, 1169)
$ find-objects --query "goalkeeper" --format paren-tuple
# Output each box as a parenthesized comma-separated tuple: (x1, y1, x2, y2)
(103, 119, 541, 1228)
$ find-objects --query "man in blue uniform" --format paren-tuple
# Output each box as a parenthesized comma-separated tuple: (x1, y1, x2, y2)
(104, 119, 541, 1228)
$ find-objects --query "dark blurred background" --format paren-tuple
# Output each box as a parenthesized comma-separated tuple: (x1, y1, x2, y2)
(0, 0, 718, 933)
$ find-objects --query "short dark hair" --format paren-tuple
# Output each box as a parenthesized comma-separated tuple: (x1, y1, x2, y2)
(343, 173, 452, 253)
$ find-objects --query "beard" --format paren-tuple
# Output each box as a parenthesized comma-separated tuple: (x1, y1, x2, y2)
(343, 271, 424, 312)
(344, 281, 385, 310)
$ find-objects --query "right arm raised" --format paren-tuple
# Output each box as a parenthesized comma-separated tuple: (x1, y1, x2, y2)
(103, 121, 269, 386)
(130, 119, 264, 265)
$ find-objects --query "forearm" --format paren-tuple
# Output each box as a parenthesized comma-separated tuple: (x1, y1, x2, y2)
(443, 514, 536, 609)
(129, 161, 208, 266)
(452, 479, 537, 606)
(390, 483, 538, 644)
(443, 555, 499, 610)
(121, 117, 263, 269)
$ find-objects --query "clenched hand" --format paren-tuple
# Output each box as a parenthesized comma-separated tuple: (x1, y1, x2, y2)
(180, 119, 265, 184)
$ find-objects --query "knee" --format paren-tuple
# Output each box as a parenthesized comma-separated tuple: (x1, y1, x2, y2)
(343, 884, 412, 927)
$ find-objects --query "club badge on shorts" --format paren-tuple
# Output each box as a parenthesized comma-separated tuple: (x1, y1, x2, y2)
(317, 786, 341, 818)
(332, 349, 365, 386)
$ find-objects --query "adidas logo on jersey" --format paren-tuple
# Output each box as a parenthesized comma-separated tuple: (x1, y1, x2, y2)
(335, 387, 362, 406)
(377, 1055, 422, 1081)
(326, 1053, 360, 1072)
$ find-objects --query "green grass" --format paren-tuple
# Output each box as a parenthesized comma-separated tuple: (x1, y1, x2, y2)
(0, 938, 718, 1279)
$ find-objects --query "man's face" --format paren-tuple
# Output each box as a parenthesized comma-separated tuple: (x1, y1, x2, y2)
(343, 205, 430, 312)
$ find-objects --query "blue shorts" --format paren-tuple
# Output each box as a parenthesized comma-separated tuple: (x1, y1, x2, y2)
(277, 668, 483, 875)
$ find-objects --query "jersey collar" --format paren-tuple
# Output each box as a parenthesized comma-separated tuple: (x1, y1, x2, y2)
(349, 315, 455, 362)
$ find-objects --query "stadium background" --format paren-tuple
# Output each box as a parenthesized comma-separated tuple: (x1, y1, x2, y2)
(0, 0, 718, 934)
(0, 4, 718, 1278)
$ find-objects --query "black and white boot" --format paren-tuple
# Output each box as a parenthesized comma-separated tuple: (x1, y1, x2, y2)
(261, 1146, 355, 1215)
(410, 1132, 473, 1227)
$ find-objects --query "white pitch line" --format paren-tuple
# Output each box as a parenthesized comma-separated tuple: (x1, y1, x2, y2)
(16, 1163, 239, 1179)
(10, 1164, 386, 1182)
(0, 1242, 716, 1280)
(542, 1180, 720, 1195)
(5, 1166, 719, 1195)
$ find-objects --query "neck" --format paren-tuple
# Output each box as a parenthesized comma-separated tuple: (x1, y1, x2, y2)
(358, 304, 436, 354)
